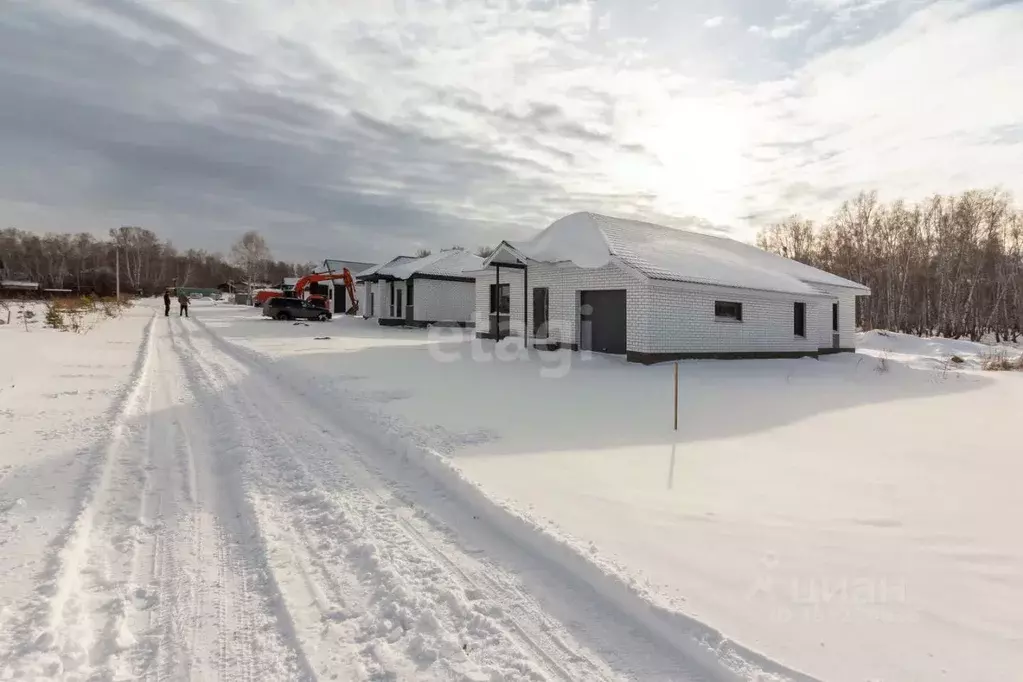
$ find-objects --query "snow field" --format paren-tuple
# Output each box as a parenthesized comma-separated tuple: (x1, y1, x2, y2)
(205, 307, 1023, 682)
(11, 300, 726, 681)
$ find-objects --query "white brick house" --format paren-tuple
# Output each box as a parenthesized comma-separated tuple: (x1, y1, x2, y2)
(356, 250, 482, 327)
(472, 212, 870, 363)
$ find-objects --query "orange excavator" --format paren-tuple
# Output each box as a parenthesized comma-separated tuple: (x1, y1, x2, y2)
(293, 269, 360, 314)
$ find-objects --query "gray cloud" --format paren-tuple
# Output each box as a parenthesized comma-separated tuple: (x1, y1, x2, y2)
(2, 0, 1018, 262)
(0, 1, 607, 260)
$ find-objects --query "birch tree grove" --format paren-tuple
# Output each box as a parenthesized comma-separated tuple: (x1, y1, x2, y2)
(0, 226, 315, 296)
(757, 189, 1023, 341)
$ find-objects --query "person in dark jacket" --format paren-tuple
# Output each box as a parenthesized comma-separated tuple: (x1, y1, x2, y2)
(163, 289, 171, 317)
(178, 292, 190, 318)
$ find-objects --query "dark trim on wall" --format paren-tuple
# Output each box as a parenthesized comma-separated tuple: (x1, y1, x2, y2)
(429, 320, 474, 328)
(533, 341, 579, 352)
(818, 347, 856, 355)
(382, 318, 472, 328)
(408, 273, 475, 283)
(476, 330, 522, 340)
(487, 262, 526, 270)
(357, 274, 401, 283)
(626, 348, 857, 364)
(523, 266, 528, 338)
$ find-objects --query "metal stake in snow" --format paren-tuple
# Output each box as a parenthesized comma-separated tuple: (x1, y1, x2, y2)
(673, 361, 679, 431)
(115, 246, 120, 302)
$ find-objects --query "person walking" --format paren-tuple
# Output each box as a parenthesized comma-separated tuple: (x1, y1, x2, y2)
(178, 291, 190, 318)
(163, 289, 171, 317)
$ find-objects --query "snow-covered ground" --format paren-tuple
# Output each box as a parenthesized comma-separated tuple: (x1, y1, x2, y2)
(3, 301, 1021, 682)
(1, 300, 770, 682)
(198, 308, 1022, 682)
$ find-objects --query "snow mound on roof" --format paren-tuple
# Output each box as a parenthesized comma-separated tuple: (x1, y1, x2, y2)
(520, 212, 867, 296)
(518, 213, 611, 269)
(387, 250, 483, 280)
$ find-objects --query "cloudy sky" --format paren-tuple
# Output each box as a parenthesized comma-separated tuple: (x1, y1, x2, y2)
(1, 0, 1021, 262)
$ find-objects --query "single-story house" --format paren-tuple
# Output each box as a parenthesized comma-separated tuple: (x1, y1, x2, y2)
(473, 212, 870, 364)
(311, 259, 376, 314)
(357, 250, 483, 327)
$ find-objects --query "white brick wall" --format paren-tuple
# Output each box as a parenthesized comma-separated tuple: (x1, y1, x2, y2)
(813, 285, 860, 349)
(412, 278, 475, 323)
(474, 261, 864, 356)
(525, 261, 645, 348)
(639, 283, 825, 354)
(473, 268, 525, 334)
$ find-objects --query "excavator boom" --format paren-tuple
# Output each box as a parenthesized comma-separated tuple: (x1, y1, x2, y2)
(293, 268, 360, 314)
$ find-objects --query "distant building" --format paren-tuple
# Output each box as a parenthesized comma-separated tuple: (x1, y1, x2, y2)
(311, 259, 376, 314)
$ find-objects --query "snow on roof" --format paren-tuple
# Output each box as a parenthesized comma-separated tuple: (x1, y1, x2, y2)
(392, 250, 484, 280)
(356, 256, 417, 279)
(318, 259, 376, 275)
(512, 212, 869, 296)
(363, 251, 483, 280)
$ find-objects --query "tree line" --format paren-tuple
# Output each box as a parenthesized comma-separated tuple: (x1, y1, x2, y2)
(757, 188, 1023, 342)
(0, 227, 316, 296)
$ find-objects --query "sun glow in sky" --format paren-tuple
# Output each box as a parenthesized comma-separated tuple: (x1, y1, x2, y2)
(1, 0, 1021, 260)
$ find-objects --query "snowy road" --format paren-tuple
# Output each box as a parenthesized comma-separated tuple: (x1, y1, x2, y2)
(1, 310, 756, 681)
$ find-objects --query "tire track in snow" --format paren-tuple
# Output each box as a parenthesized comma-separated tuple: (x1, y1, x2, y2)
(167, 319, 318, 681)
(180, 317, 622, 680)
(165, 318, 309, 682)
(190, 315, 761, 682)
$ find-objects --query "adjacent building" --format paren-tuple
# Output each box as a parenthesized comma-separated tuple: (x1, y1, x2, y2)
(357, 250, 482, 327)
(473, 212, 870, 364)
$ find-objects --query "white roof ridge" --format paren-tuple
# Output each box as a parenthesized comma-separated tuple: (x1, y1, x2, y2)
(512, 212, 869, 296)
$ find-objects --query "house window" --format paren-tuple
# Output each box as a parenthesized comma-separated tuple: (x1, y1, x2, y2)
(389, 284, 395, 317)
(714, 300, 743, 321)
(490, 283, 510, 315)
(369, 292, 375, 316)
(794, 302, 806, 337)
(832, 302, 839, 331)
(532, 287, 549, 338)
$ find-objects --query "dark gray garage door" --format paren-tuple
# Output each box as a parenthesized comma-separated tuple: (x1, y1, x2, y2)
(580, 290, 627, 354)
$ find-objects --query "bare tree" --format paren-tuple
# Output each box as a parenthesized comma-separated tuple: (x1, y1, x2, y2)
(475, 245, 496, 258)
(230, 231, 273, 287)
(757, 188, 1023, 340)
(414, 248, 432, 258)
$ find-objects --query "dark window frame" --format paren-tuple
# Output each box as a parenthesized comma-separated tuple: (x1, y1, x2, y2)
(794, 301, 806, 337)
(490, 283, 511, 315)
(533, 287, 550, 338)
(714, 300, 743, 321)
(832, 302, 839, 332)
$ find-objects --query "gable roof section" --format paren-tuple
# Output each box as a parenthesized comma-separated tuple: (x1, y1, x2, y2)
(361, 251, 483, 281)
(356, 255, 416, 280)
(318, 259, 376, 275)
(511, 212, 869, 296)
